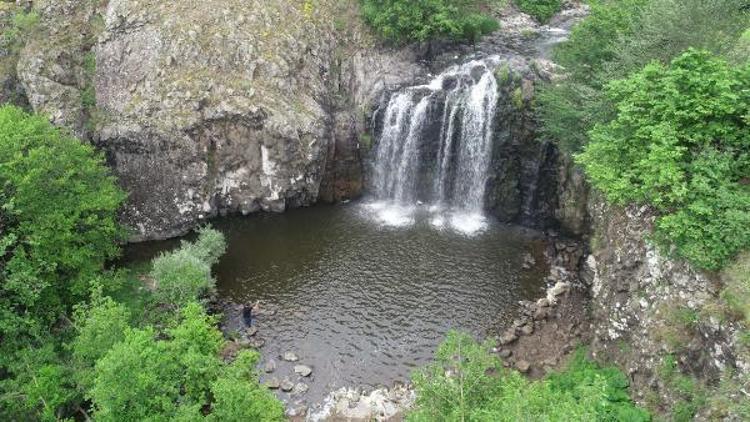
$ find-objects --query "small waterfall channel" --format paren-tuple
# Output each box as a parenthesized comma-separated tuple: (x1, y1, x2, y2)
(368, 57, 502, 233)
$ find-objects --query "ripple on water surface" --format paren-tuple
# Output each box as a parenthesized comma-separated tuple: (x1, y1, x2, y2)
(125, 202, 548, 404)
(207, 202, 548, 403)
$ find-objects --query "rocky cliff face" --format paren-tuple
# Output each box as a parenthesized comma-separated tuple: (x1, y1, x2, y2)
(583, 199, 749, 417)
(11, 0, 584, 240)
(13, 0, 422, 240)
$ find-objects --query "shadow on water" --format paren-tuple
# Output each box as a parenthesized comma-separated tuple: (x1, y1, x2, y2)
(124, 201, 549, 404)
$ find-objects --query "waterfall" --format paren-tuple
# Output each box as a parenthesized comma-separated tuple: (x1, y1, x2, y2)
(368, 58, 500, 233)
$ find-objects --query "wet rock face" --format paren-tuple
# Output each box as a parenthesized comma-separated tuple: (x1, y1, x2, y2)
(485, 60, 559, 227)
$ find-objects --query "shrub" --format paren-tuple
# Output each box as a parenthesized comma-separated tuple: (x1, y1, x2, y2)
(1, 10, 39, 53)
(408, 331, 649, 421)
(577, 50, 750, 269)
(88, 302, 283, 421)
(539, 0, 749, 152)
(612, 0, 750, 73)
(537, 0, 648, 153)
(208, 351, 285, 421)
(514, 0, 563, 23)
(71, 287, 131, 392)
(360, 0, 499, 43)
(151, 227, 226, 307)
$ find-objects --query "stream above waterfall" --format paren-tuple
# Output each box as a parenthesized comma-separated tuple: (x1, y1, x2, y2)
(125, 202, 549, 405)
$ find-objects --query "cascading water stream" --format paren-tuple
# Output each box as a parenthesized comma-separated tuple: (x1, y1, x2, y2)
(368, 57, 500, 234)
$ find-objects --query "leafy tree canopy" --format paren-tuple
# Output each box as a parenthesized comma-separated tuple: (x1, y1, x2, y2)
(0, 104, 124, 368)
(577, 50, 750, 269)
(407, 331, 649, 421)
(361, 0, 499, 43)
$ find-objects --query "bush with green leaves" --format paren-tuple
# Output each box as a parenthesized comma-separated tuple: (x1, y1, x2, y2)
(360, 0, 499, 43)
(88, 302, 283, 421)
(151, 226, 227, 307)
(71, 287, 131, 393)
(537, 0, 649, 153)
(539, 0, 749, 153)
(514, 0, 562, 23)
(0, 105, 124, 369)
(577, 50, 750, 269)
(408, 331, 649, 421)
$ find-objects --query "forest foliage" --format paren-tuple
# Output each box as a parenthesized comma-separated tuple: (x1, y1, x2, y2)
(538, 0, 750, 269)
(360, 0, 499, 43)
(0, 106, 282, 420)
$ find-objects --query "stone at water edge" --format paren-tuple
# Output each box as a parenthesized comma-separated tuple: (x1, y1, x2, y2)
(281, 378, 295, 392)
(294, 364, 313, 377)
(499, 349, 512, 359)
(264, 359, 277, 373)
(516, 360, 531, 373)
(283, 351, 299, 362)
(246, 325, 258, 336)
(292, 382, 309, 395)
(286, 405, 308, 418)
(498, 330, 518, 345)
(266, 378, 281, 389)
(520, 324, 534, 336)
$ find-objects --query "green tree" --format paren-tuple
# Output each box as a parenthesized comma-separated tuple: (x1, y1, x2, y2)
(88, 302, 282, 421)
(360, 0, 498, 43)
(208, 351, 285, 421)
(577, 50, 750, 269)
(0, 105, 124, 417)
(514, 0, 562, 23)
(71, 286, 131, 393)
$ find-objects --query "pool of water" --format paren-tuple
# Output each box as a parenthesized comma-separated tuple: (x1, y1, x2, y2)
(126, 201, 549, 405)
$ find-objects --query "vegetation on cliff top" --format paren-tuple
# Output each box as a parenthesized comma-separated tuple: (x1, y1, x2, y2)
(577, 50, 750, 270)
(539, 0, 750, 270)
(360, 0, 499, 43)
(536, 0, 750, 419)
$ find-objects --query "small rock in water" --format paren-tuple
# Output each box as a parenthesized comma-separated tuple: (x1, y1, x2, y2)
(520, 324, 534, 336)
(292, 382, 309, 395)
(283, 352, 299, 362)
(265, 377, 281, 389)
(264, 359, 277, 373)
(246, 326, 258, 336)
(294, 364, 313, 377)
(516, 360, 531, 373)
(281, 378, 295, 392)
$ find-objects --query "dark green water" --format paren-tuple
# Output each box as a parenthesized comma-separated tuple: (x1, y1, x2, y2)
(126, 202, 549, 404)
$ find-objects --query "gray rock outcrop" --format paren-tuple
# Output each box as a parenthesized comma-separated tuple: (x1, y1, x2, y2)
(16, 0, 423, 240)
